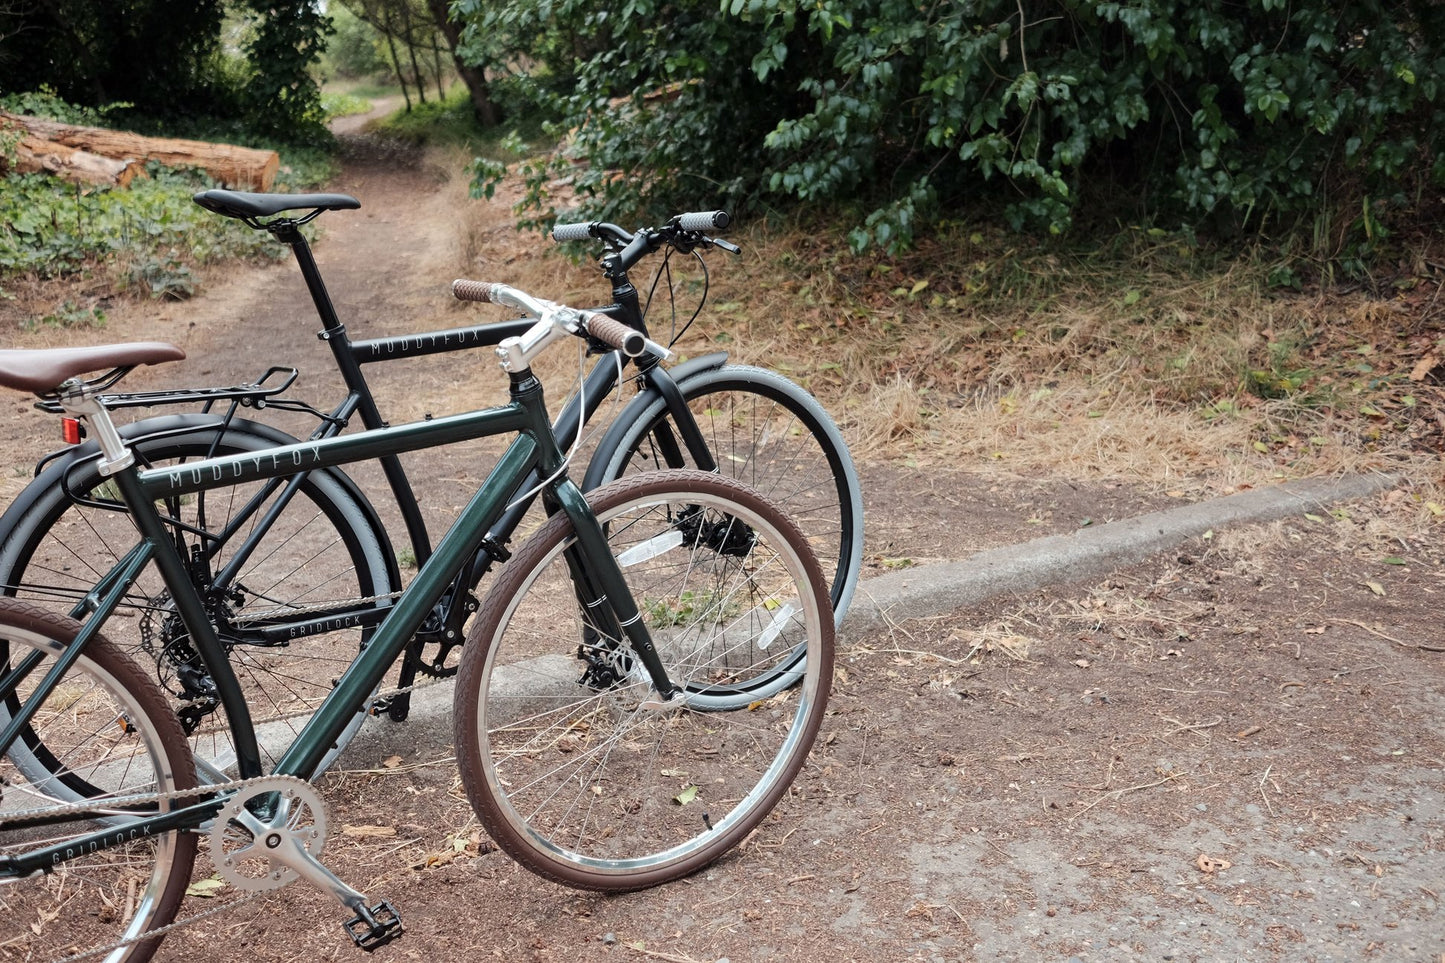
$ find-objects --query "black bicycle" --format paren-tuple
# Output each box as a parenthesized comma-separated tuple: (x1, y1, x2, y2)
(0, 191, 862, 780)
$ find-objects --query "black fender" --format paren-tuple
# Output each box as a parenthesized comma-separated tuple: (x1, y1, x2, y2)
(1, 413, 401, 590)
(580, 351, 729, 492)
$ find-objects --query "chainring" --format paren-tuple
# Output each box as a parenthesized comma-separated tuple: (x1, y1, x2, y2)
(208, 775, 328, 893)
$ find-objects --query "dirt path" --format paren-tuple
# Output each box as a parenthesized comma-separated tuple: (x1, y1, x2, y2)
(5, 114, 1442, 963)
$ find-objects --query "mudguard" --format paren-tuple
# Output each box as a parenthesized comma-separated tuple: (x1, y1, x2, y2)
(580, 351, 729, 492)
(0, 413, 401, 590)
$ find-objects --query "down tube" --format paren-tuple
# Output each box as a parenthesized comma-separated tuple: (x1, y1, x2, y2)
(271, 433, 542, 779)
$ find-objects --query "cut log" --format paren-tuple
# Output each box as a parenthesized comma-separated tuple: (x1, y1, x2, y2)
(10, 136, 144, 187)
(0, 111, 279, 191)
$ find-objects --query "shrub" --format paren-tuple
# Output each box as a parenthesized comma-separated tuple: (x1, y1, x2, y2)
(460, 0, 1445, 261)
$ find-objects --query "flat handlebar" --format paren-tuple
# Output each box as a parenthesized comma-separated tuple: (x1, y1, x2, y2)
(549, 211, 736, 263)
(451, 279, 670, 367)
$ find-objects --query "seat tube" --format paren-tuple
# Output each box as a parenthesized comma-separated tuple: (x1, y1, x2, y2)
(277, 222, 434, 561)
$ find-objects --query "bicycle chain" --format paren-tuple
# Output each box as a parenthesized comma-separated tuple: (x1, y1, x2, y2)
(0, 771, 259, 825)
(8, 773, 314, 963)
(231, 588, 404, 624)
(178, 660, 456, 739)
(1, 660, 455, 819)
(52, 889, 271, 963)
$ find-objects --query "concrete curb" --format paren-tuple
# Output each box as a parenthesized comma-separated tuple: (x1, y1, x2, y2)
(836, 471, 1401, 644)
(339, 472, 1401, 764)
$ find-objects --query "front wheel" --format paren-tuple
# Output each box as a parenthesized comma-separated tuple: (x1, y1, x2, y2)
(588, 363, 864, 628)
(454, 470, 833, 890)
(0, 600, 198, 963)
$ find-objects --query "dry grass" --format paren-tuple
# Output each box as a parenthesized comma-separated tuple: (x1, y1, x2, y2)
(362, 149, 1445, 535)
(653, 217, 1445, 520)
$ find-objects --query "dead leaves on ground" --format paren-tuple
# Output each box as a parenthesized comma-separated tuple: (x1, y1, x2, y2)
(1195, 853, 1233, 874)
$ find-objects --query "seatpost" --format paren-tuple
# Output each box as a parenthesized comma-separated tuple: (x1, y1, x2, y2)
(266, 217, 393, 436)
(54, 381, 134, 475)
(268, 220, 347, 336)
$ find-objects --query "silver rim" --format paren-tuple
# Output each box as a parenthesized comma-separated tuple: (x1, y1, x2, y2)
(469, 482, 828, 879)
(1, 626, 185, 961)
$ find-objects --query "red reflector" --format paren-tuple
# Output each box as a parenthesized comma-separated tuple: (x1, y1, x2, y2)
(62, 418, 82, 445)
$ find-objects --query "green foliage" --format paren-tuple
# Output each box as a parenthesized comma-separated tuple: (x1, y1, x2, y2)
(25, 301, 107, 333)
(0, 88, 116, 126)
(453, 0, 1444, 259)
(739, 0, 1445, 250)
(0, 0, 227, 117)
(468, 157, 508, 200)
(322, 92, 376, 120)
(236, 0, 334, 144)
(454, 0, 798, 228)
(324, 4, 394, 81)
(371, 85, 482, 145)
(0, 166, 284, 284)
(0, 2, 332, 146)
(0, 86, 327, 316)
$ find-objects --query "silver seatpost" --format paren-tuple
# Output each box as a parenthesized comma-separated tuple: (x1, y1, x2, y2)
(55, 380, 134, 475)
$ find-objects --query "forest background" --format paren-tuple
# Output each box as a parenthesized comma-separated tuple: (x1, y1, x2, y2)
(0, 0, 1442, 505)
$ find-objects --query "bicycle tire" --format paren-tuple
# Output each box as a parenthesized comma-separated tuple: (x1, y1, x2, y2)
(587, 363, 863, 626)
(454, 470, 833, 891)
(0, 423, 396, 784)
(584, 364, 860, 703)
(0, 599, 198, 963)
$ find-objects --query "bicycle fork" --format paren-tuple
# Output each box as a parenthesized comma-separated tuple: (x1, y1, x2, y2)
(549, 476, 681, 703)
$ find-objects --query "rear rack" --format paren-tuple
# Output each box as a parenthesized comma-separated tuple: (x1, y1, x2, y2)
(36, 366, 299, 414)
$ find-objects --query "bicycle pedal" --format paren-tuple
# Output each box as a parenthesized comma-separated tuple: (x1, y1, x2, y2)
(345, 900, 403, 951)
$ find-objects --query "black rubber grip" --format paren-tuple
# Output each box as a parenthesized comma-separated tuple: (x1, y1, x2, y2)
(452, 279, 493, 302)
(676, 210, 730, 231)
(552, 221, 594, 243)
(584, 314, 646, 357)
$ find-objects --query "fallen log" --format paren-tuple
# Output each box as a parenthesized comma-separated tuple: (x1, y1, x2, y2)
(10, 135, 144, 187)
(0, 111, 279, 190)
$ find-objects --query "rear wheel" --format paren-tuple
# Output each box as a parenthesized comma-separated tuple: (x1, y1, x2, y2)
(0, 600, 198, 963)
(0, 424, 396, 782)
(455, 471, 833, 890)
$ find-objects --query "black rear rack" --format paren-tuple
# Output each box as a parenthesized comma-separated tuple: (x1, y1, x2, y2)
(36, 366, 300, 414)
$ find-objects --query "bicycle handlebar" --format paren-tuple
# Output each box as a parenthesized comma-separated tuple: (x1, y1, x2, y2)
(549, 210, 735, 261)
(550, 221, 597, 243)
(451, 279, 671, 366)
(676, 210, 730, 231)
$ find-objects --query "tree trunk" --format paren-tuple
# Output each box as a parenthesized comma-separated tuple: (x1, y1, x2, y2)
(425, 0, 501, 127)
(397, 2, 428, 104)
(429, 33, 447, 101)
(379, 4, 414, 111)
(7, 136, 144, 187)
(0, 112, 279, 190)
